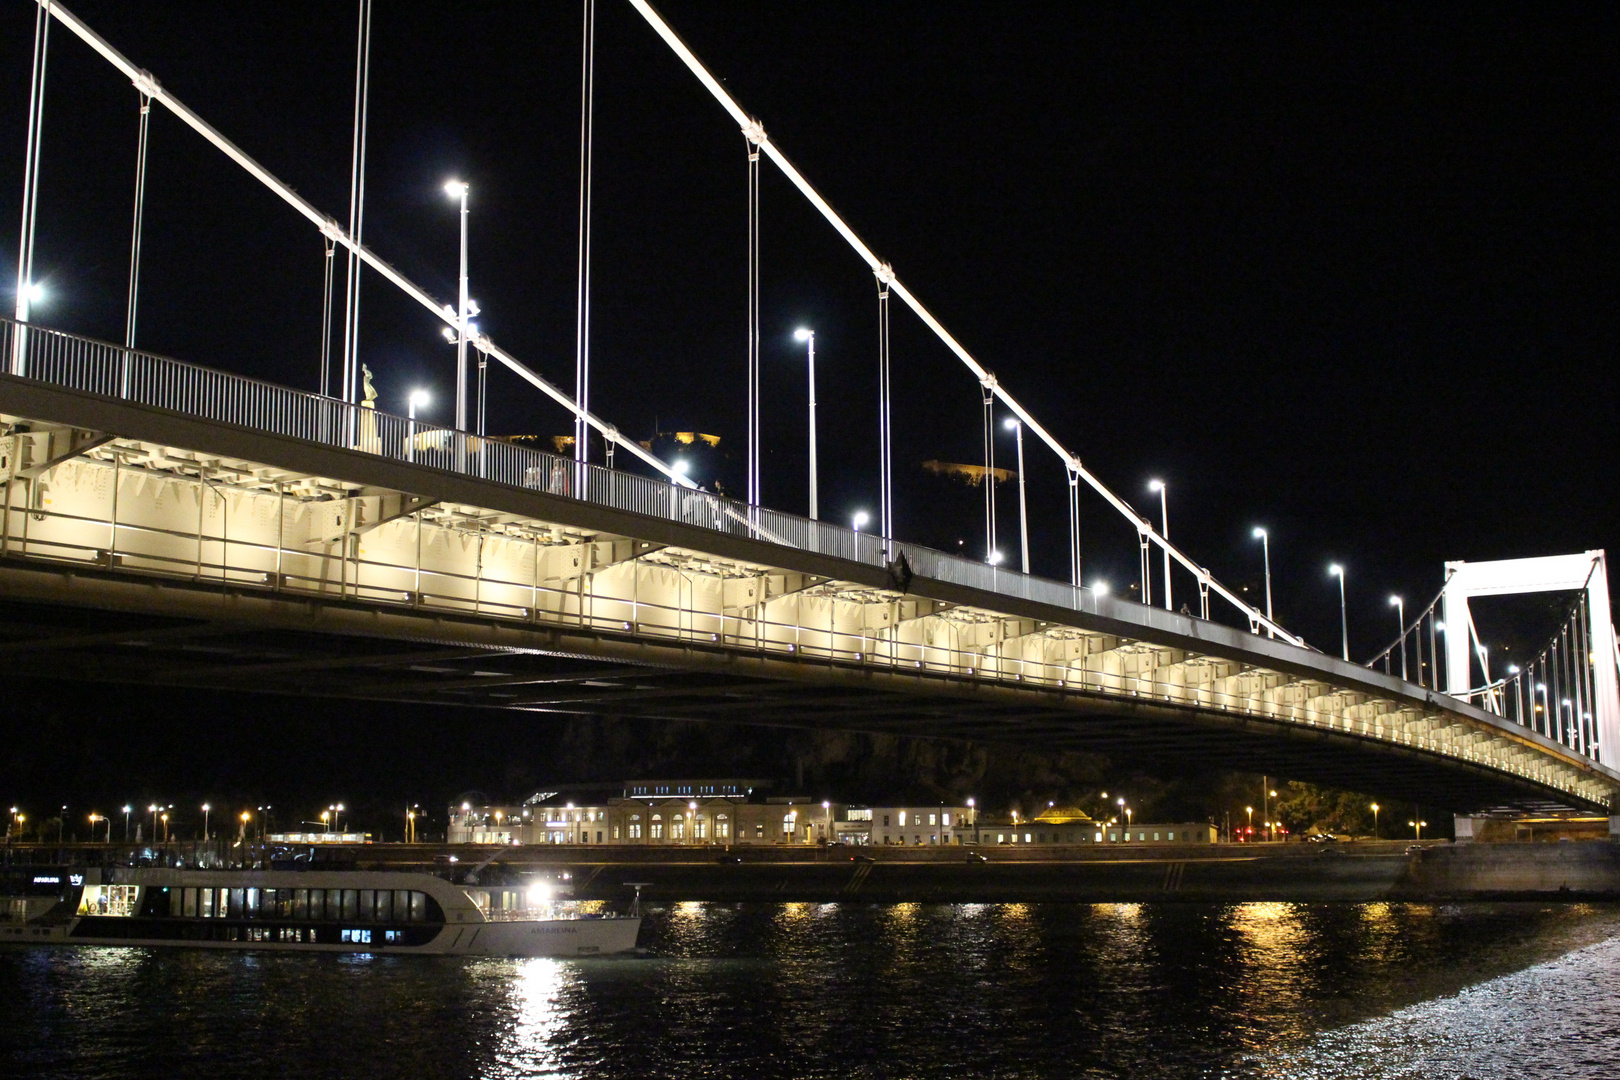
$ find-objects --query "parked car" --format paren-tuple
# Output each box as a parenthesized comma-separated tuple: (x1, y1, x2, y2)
(850, 854, 875, 864)
(965, 852, 988, 864)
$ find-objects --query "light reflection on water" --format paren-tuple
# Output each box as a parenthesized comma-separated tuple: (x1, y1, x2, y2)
(2, 901, 1617, 1080)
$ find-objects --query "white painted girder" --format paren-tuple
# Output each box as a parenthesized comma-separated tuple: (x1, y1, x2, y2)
(1, 414, 1611, 807)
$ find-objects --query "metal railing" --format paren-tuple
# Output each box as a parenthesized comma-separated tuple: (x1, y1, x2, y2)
(2, 315, 1207, 630)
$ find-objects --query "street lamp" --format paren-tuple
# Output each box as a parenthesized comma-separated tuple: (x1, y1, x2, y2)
(793, 328, 819, 520)
(88, 813, 100, 843)
(1409, 819, 1426, 840)
(1094, 581, 1109, 597)
(1004, 418, 1029, 574)
(240, 811, 251, 842)
(852, 510, 869, 533)
(407, 388, 430, 463)
(1245, 805, 1253, 840)
(1329, 564, 1348, 661)
(1252, 528, 1273, 635)
(160, 812, 169, 843)
(1389, 596, 1406, 679)
(201, 803, 211, 842)
(444, 180, 470, 435)
(988, 550, 1004, 567)
(1148, 480, 1171, 611)
(149, 804, 159, 845)
(1370, 802, 1380, 840)
(122, 805, 131, 843)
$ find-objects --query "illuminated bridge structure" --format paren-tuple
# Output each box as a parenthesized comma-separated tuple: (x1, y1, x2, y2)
(2, 320, 1617, 816)
(7, 4, 1620, 816)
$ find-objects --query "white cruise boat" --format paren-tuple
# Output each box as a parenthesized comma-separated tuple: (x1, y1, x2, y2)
(0, 866, 640, 957)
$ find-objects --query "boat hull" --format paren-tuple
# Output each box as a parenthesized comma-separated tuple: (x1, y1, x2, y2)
(1, 916, 641, 957)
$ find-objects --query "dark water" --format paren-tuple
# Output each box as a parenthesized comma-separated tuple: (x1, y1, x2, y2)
(4, 902, 1619, 1079)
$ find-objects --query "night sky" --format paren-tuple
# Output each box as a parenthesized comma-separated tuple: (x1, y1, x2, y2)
(2, 3, 1615, 822)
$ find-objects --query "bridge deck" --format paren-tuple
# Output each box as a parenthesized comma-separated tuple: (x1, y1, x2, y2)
(1, 326, 1614, 813)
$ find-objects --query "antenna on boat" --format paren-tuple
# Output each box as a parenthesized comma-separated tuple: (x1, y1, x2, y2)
(625, 882, 650, 918)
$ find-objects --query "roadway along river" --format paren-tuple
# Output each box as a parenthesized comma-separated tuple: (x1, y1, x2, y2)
(3, 901, 1617, 1079)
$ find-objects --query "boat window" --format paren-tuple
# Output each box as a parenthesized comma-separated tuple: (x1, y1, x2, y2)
(228, 888, 244, 918)
(341, 889, 358, 920)
(200, 889, 215, 918)
(308, 889, 325, 919)
(182, 888, 198, 918)
(293, 889, 309, 920)
(358, 890, 374, 922)
(375, 890, 393, 922)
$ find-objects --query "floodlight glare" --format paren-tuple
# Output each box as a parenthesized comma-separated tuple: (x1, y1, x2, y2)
(1329, 564, 1344, 577)
(1148, 478, 1164, 492)
(1389, 595, 1402, 606)
(1003, 417, 1018, 430)
(444, 180, 468, 198)
(1094, 581, 1109, 596)
(793, 327, 812, 341)
(1252, 527, 1267, 539)
(409, 389, 431, 407)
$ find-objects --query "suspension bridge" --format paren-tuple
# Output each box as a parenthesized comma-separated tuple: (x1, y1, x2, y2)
(5, 1, 1618, 817)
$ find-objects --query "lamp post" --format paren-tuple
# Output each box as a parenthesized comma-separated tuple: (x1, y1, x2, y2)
(88, 813, 100, 843)
(1329, 564, 1348, 661)
(1252, 528, 1273, 636)
(122, 805, 131, 843)
(1409, 819, 1426, 840)
(1389, 596, 1406, 679)
(1370, 802, 1380, 840)
(1245, 805, 1253, 841)
(793, 328, 818, 520)
(1148, 480, 1171, 611)
(149, 804, 159, 845)
(240, 811, 250, 842)
(159, 812, 169, 844)
(1002, 418, 1030, 574)
(201, 803, 211, 843)
(968, 797, 978, 845)
(407, 389, 430, 462)
(852, 510, 869, 534)
(444, 180, 470, 438)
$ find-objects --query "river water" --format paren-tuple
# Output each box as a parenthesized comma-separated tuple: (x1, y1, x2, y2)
(3, 901, 1618, 1079)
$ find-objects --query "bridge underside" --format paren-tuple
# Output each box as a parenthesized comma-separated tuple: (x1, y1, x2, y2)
(1, 376, 1614, 815)
(0, 572, 1592, 815)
